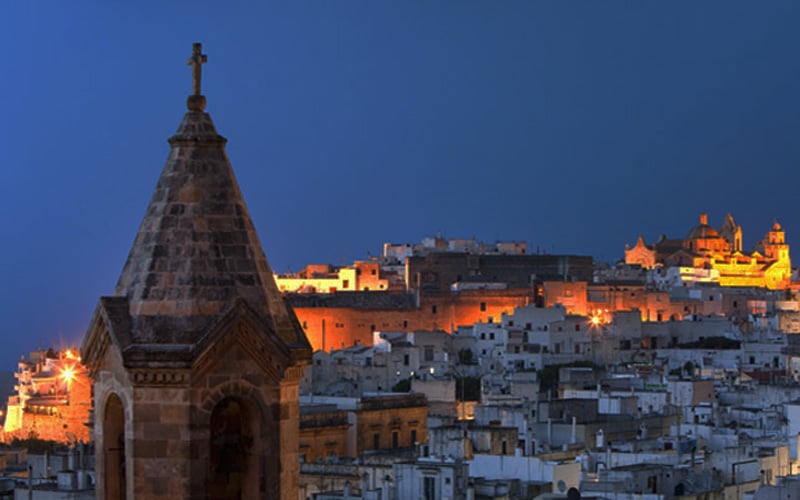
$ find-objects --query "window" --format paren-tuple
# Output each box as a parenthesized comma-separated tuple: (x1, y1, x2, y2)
(411, 429, 417, 444)
(373, 433, 380, 449)
(392, 431, 399, 448)
(404, 354, 410, 366)
(480, 302, 486, 312)
(489, 333, 495, 340)
(423, 477, 436, 500)
(432, 305, 437, 314)
(403, 320, 408, 328)
(371, 269, 376, 275)
(480, 333, 486, 340)
(424, 346, 434, 362)
(342, 279, 350, 288)
(575, 324, 580, 331)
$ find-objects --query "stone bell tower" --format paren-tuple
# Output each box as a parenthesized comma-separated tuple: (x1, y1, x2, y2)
(81, 43, 312, 499)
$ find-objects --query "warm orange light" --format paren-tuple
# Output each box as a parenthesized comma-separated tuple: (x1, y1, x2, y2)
(61, 366, 76, 383)
(590, 314, 602, 326)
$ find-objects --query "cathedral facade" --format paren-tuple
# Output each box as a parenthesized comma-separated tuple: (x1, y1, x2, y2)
(625, 213, 792, 290)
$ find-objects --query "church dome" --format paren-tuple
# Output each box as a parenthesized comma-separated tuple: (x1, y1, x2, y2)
(687, 224, 720, 239)
(687, 213, 720, 239)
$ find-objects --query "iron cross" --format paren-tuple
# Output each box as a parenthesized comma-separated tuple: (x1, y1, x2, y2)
(187, 43, 207, 96)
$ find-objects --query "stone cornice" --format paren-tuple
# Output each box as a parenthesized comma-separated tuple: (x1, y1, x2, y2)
(130, 369, 191, 387)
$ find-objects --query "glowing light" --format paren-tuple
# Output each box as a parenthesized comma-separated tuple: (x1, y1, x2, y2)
(64, 349, 81, 362)
(61, 366, 76, 383)
(590, 315, 602, 326)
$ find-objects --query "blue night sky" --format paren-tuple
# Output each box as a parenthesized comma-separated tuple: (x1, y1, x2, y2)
(2, 2, 800, 368)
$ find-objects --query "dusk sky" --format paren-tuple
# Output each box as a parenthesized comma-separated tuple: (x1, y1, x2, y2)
(2, 2, 800, 368)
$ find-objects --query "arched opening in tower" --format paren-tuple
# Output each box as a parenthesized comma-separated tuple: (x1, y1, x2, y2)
(209, 397, 261, 499)
(103, 393, 126, 499)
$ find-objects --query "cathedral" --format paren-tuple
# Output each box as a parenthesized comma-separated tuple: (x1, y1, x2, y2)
(80, 44, 311, 499)
(625, 213, 792, 290)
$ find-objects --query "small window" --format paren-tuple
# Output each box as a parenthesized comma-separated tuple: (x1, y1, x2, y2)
(411, 429, 417, 444)
(373, 433, 380, 449)
(575, 324, 580, 331)
(490, 333, 495, 340)
(342, 279, 350, 288)
(432, 305, 437, 314)
(480, 302, 487, 312)
(392, 431, 399, 448)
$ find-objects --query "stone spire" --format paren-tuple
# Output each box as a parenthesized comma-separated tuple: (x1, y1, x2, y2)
(81, 43, 310, 500)
(109, 43, 310, 358)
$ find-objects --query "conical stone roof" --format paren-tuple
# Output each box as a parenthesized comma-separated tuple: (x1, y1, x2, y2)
(108, 46, 310, 357)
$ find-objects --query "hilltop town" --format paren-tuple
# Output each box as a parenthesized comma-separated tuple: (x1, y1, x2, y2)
(6, 219, 800, 498)
(3, 34, 800, 499)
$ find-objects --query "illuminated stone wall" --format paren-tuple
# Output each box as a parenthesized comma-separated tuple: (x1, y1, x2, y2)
(291, 290, 532, 351)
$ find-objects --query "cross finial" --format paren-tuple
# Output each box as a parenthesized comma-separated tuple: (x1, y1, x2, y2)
(186, 43, 208, 112)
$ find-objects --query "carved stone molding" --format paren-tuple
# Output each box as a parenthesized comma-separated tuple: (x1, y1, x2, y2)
(130, 370, 190, 386)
